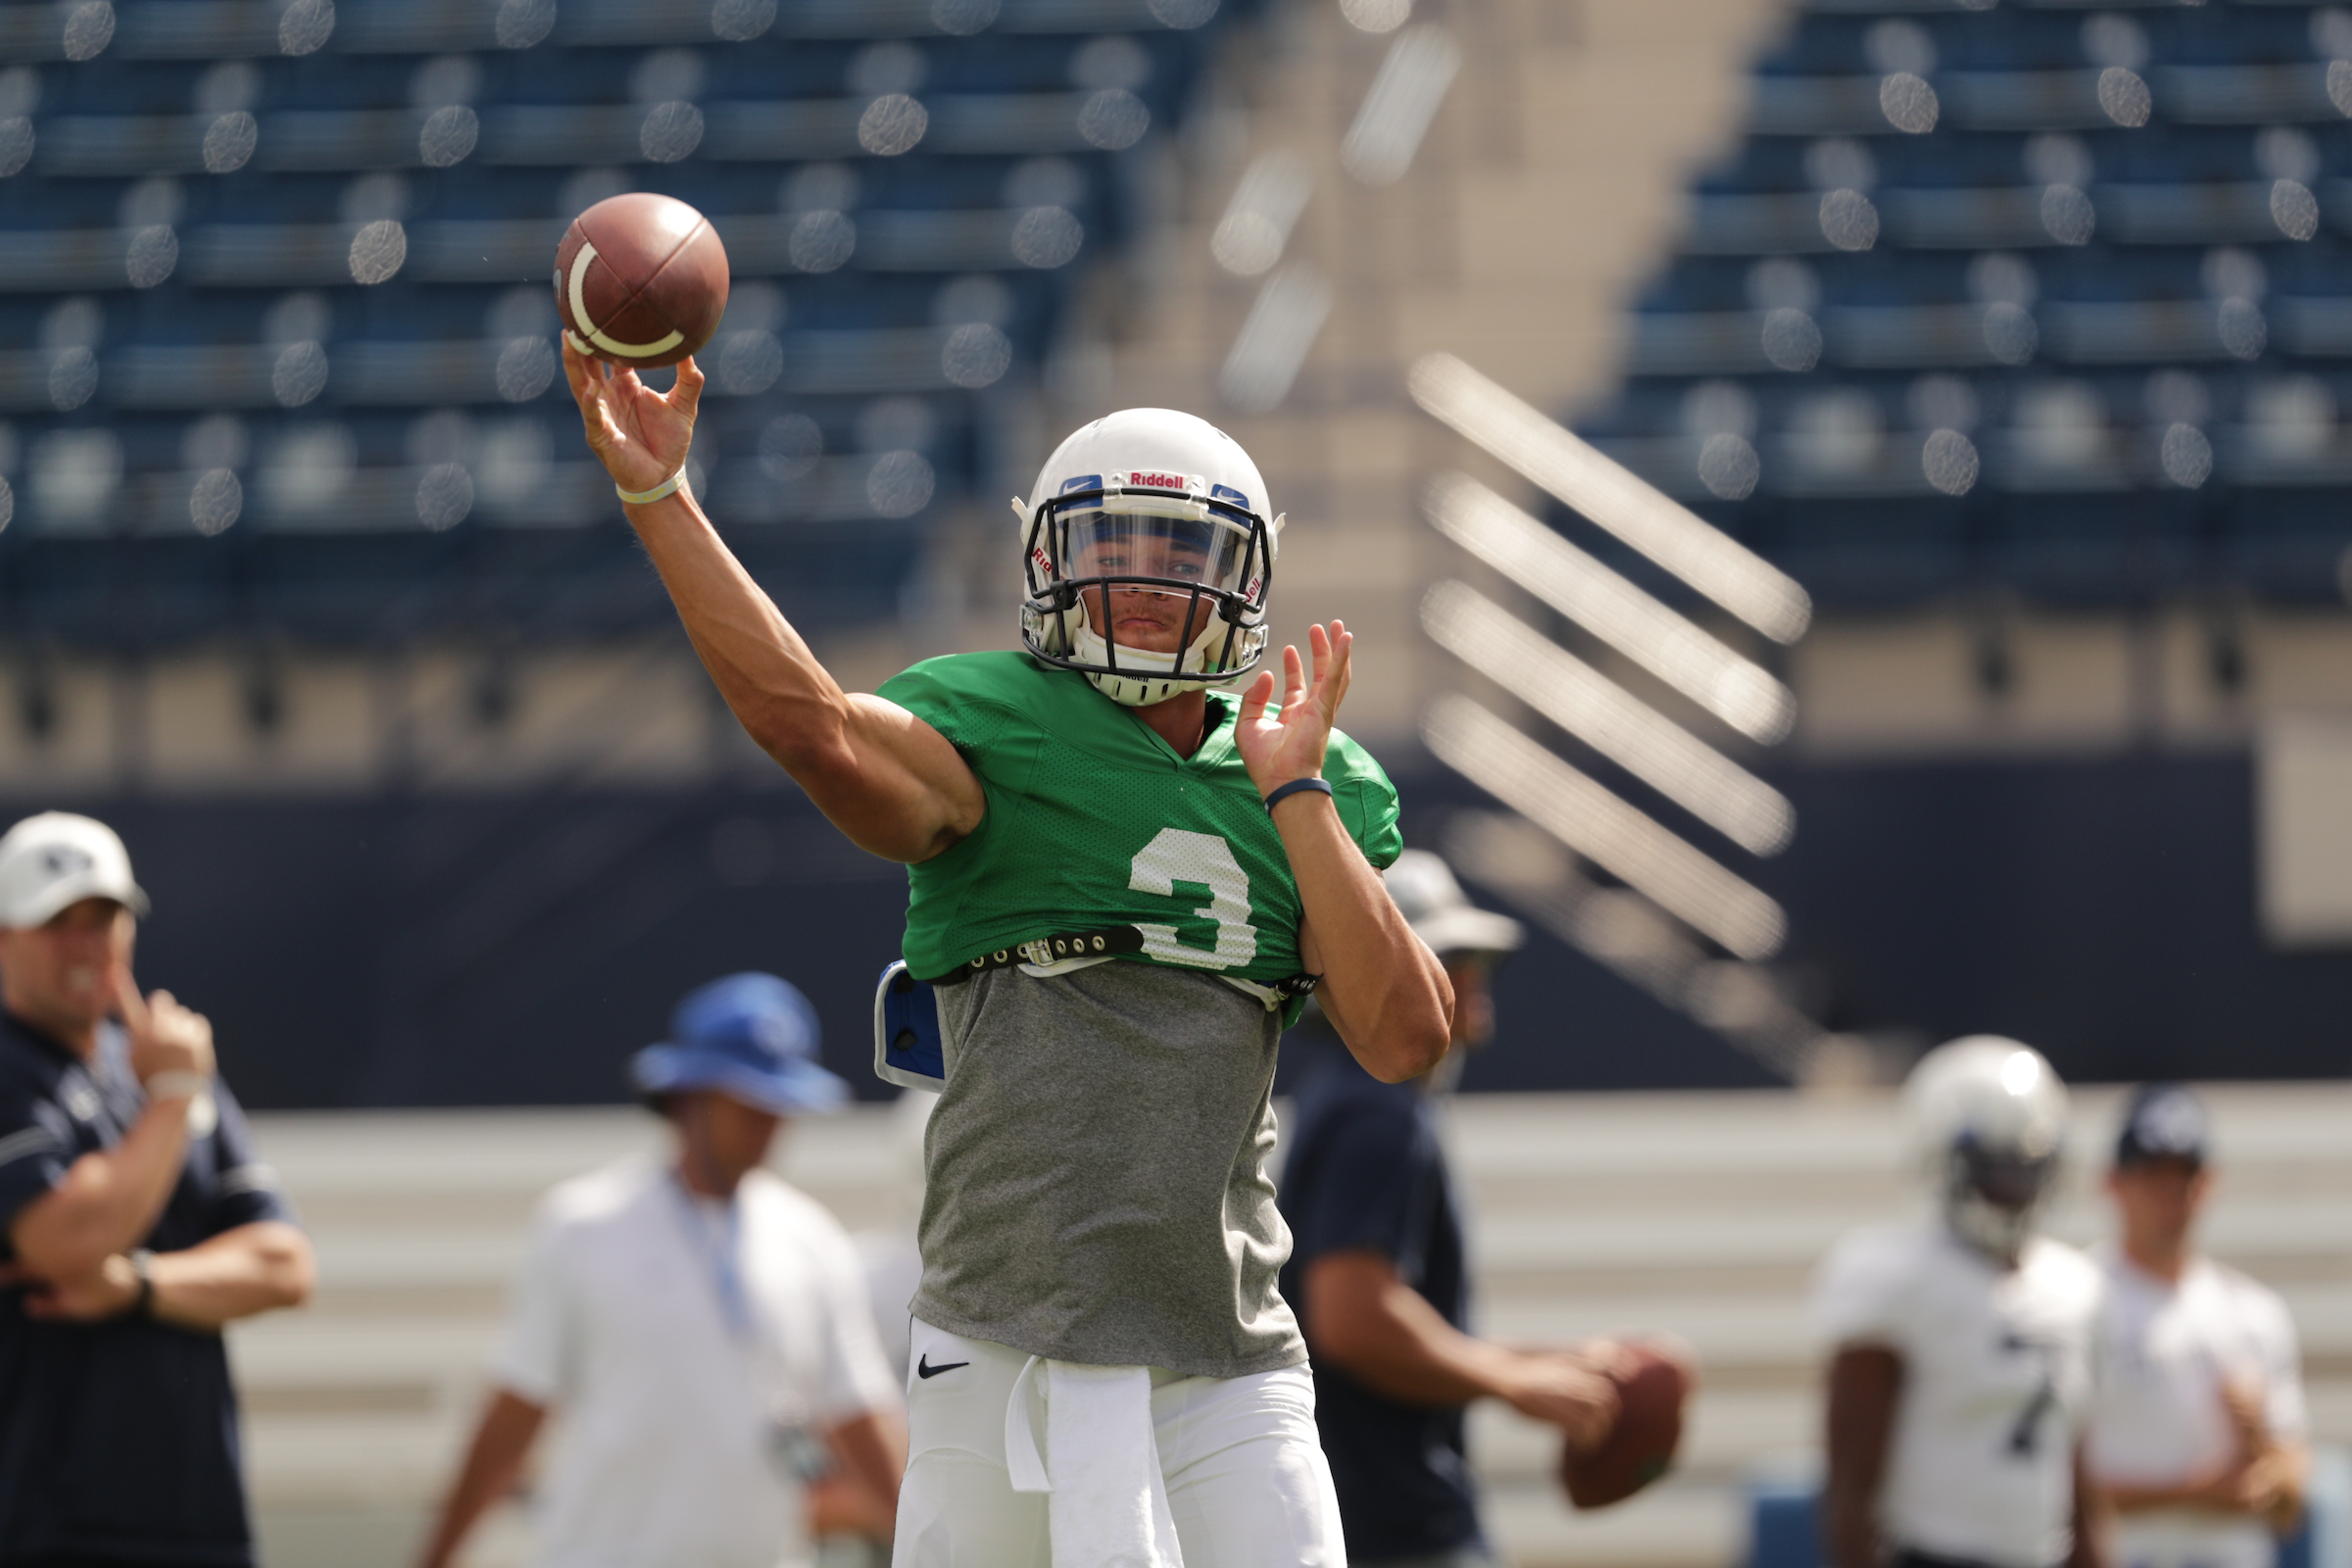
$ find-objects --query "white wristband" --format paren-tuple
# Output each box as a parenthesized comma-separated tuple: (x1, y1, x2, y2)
(615, 468, 687, 506)
(143, 1070, 214, 1103)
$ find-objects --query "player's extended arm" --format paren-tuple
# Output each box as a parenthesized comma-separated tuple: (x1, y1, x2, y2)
(1305, 1249, 1619, 1449)
(562, 343, 983, 862)
(1822, 1344, 1903, 1568)
(1242, 624, 1451, 1083)
(415, 1388, 548, 1568)
(9, 1220, 314, 1328)
(7, 975, 215, 1282)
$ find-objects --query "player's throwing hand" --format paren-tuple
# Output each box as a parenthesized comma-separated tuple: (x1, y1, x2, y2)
(1237, 620, 1352, 800)
(562, 339, 703, 496)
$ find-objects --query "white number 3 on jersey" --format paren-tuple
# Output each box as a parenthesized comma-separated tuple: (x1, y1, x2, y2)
(1129, 829, 1258, 970)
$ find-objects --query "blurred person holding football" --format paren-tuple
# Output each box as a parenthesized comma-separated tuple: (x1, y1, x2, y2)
(1278, 849, 1636, 1566)
(1815, 1038, 2110, 1568)
(0, 811, 315, 1568)
(561, 244, 1449, 1562)
(415, 973, 904, 1568)
(2086, 1085, 2308, 1568)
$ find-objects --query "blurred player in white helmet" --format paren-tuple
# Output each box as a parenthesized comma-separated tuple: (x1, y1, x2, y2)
(1813, 1037, 2110, 1568)
(2085, 1085, 2307, 1568)
(564, 345, 1452, 1568)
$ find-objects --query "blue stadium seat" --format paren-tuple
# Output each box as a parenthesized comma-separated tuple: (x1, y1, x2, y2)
(0, 0, 1254, 649)
(1576, 0, 2352, 609)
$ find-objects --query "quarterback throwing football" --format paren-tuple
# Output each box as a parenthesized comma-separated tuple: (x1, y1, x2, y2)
(564, 345, 1452, 1566)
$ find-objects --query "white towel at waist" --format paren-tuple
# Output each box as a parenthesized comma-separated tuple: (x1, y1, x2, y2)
(1004, 1354, 1184, 1568)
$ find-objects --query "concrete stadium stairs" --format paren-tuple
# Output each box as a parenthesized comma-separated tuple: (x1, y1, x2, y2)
(232, 1084, 2352, 1568)
(910, 0, 1790, 755)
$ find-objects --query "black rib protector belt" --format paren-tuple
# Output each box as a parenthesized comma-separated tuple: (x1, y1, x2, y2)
(926, 926, 1145, 985)
(925, 925, 1320, 999)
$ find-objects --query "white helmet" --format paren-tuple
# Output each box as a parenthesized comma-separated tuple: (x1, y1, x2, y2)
(1017, 409, 1284, 707)
(1902, 1035, 2070, 1260)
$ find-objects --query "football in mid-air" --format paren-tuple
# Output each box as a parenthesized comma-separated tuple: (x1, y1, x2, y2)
(1558, 1339, 1694, 1510)
(554, 192, 730, 369)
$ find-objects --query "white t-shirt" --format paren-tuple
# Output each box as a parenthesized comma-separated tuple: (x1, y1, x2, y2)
(854, 1230, 924, 1379)
(494, 1157, 903, 1568)
(1812, 1222, 2106, 1568)
(2087, 1250, 2306, 1568)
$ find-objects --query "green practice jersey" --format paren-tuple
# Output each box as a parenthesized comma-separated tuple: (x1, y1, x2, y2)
(877, 652, 1403, 990)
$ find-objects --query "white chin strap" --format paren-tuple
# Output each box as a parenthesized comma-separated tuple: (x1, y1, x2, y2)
(1071, 624, 1196, 708)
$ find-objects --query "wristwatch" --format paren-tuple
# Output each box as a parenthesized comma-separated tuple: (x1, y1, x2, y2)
(126, 1249, 155, 1319)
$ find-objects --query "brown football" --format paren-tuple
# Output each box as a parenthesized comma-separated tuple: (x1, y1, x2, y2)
(1558, 1340, 1694, 1510)
(554, 192, 729, 369)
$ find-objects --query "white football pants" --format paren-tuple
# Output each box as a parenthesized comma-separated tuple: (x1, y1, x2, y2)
(891, 1320, 1347, 1568)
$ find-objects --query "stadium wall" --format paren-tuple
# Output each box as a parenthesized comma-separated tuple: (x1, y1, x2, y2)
(6, 746, 2343, 1112)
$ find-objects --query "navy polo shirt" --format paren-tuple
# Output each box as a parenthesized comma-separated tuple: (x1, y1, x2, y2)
(1277, 1043, 1481, 1562)
(0, 1007, 295, 1567)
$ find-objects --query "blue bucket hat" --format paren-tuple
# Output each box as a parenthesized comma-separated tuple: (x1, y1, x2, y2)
(630, 973, 849, 1116)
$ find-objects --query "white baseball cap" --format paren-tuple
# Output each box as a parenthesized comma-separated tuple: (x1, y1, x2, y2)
(1385, 850, 1522, 961)
(0, 812, 150, 929)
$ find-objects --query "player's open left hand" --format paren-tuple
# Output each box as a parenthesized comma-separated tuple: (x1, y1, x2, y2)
(1238, 620, 1352, 801)
(563, 339, 703, 496)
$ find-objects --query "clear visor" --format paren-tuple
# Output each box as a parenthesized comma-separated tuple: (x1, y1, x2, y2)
(1057, 508, 1258, 600)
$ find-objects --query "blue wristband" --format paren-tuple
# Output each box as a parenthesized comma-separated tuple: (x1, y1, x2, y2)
(1263, 777, 1334, 814)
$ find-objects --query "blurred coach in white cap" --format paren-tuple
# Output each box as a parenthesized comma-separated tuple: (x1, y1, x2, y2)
(0, 810, 315, 1568)
(2087, 1085, 2308, 1568)
(417, 972, 905, 1568)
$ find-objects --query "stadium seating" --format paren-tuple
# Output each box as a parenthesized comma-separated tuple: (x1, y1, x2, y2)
(1576, 0, 2352, 609)
(0, 0, 1250, 650)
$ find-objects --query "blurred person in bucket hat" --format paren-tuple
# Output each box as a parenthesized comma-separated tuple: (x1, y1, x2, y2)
(417, 973, 905, 1568)
(0, 810, 315, 1568)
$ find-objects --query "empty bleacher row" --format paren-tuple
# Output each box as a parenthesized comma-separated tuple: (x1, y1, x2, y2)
(1575, 0, 2352, 610)
(0, 0, 1249, 650)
